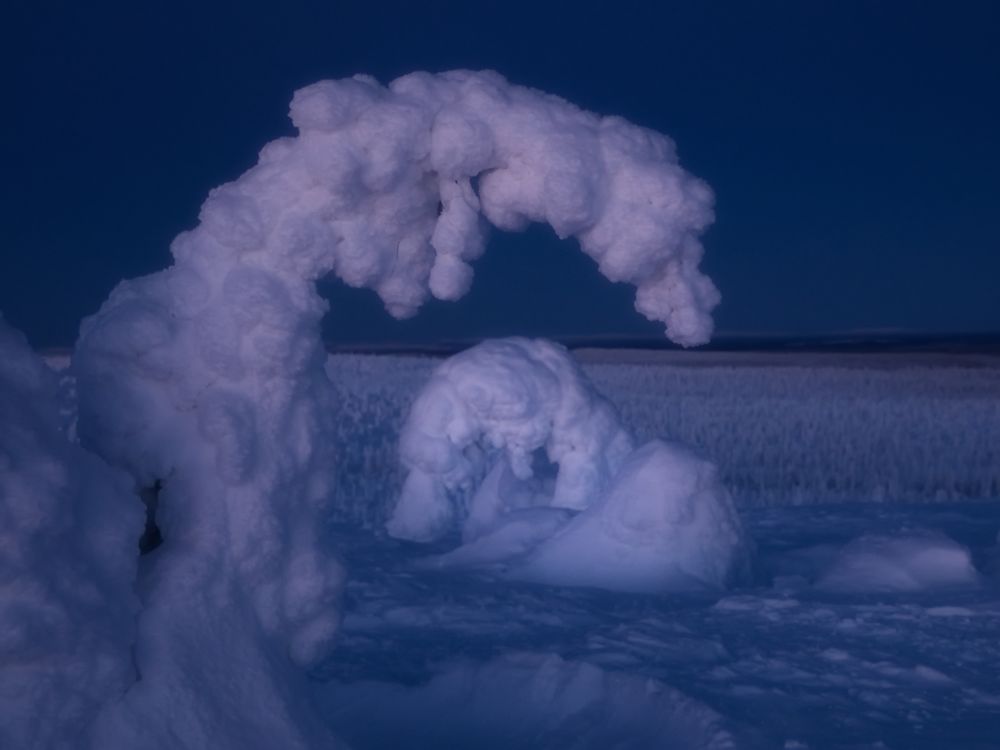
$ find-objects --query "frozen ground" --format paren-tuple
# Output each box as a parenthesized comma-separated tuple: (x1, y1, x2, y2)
(314, 350, 1000, 749)
(316, 502, 1000, 749)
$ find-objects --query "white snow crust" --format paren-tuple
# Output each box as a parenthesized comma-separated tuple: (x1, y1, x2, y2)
(389, 339, 749, 590)
(0, 317, 141, 750)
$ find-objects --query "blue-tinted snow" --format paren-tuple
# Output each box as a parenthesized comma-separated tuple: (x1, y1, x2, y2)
(327, 351, 1000, 527)
(318, 351, 1000, 749)
(316, 503, 1000, 749)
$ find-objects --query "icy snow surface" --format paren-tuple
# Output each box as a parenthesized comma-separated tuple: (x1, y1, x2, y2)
(318, 502, 1000, 750)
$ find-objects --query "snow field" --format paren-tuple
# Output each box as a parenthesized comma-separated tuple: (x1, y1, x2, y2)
(326, 352, 1000, 529)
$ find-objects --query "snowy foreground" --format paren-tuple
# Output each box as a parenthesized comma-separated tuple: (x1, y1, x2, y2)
(314, 349, 1000, 749)
(11, 353, 1000, 749)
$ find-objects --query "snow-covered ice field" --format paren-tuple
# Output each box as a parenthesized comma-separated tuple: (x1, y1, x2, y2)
(314, 350, 1000, 749)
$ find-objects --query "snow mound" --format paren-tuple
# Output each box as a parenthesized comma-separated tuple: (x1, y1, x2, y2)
(0, 316, 142, 750)
(818, 533, 980, 593)
(389, 338, 634, 542)
(513, 440, 749, 591)
(318, 652, 736, 750)
(389, 340, 749, 591)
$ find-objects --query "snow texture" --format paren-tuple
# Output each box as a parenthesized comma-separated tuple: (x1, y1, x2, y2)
(389, 338, 634, 542)
(513, 440, 749, 591)
(817, 532, 980, 593)
(318, 652, 736, 750)
(0, 317, 141, 750)
(72, 72, 714, 748)
(324, 352, 1000, 528)
(389, 339, 748, 590)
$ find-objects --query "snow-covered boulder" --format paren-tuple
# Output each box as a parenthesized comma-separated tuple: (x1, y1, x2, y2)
(0, 316, 142, 750)
(390, 339, 750, 591)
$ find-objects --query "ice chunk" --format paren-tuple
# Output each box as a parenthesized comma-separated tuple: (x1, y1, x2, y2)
(0, 316, 142, 749)
(818, 533, 980, 592)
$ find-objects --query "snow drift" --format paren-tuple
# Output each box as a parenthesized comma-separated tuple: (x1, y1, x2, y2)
(70, 72, 718, 747)
(389, 339, 749, 590)
(318, 652, 736, 750)
(0, 317, 141, 750)
(818, 533, 980, 593)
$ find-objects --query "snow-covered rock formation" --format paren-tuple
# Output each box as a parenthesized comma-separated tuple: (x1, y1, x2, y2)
(0, 317, 142, 750)
(389, 339, 749, 590)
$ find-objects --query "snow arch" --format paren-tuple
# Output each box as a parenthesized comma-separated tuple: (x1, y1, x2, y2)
(389, 338, 636, 543)
(388, 338, 749, 591)
(72, 70, 719, 746)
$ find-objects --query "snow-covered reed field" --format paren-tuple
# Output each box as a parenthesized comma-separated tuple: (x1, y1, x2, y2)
(327, 350, 1000, 527)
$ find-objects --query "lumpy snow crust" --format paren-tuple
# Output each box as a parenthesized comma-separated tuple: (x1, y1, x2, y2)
(388, 339, 749, 590)
(0, 317, 141, 750)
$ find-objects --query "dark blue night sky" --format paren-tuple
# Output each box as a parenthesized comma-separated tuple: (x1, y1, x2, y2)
(3, 1, 998, 347)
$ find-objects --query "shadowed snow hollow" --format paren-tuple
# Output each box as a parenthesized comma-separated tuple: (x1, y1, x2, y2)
(389, 339, 750, 591)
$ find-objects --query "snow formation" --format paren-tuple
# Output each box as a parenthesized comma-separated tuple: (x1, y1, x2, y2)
(319, 652, 736, 750)
(325, 352, 1000, 526)
(0, 317, 141, 750)
(389, 339, 748, 590)
(389, 337, 635, 542)
(818, 533, 980, 593)
(70, 72, 717, 746)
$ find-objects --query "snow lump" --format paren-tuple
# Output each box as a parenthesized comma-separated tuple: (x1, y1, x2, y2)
(389, 338, 750, 591)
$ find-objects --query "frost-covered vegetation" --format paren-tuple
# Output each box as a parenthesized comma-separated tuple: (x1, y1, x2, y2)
(327, 352, 1000, 527)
